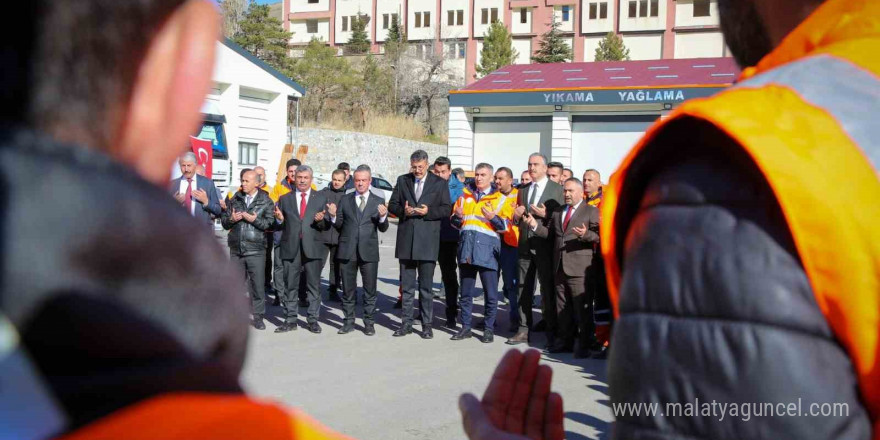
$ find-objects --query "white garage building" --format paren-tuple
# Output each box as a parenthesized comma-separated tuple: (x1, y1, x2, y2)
(208, 39, 306, 188)
(448, 57, 739, 180)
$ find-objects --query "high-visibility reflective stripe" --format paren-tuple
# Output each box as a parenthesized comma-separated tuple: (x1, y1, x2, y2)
(737, 55, 880, 169)
(461, 224, 501, 238)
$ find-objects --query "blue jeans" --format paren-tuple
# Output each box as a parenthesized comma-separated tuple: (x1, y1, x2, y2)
(499, 244, 519, 326)
(459, 263, 499, 329)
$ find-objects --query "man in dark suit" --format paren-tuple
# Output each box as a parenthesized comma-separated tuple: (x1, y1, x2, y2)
(221, 170, 276, 330)
(273, 165, 331, 334)
(526, 178, 600, 357)
(320, 169, 347, 302)
(169, 151, 221, 229)
(388, 150, 452, 338)
(330, 165, 390, 336)
(508, 152, 564, 346)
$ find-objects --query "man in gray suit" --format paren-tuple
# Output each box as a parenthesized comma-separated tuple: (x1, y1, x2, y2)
(169, 152, 221, 229)
(388, 150, 452, 339)
(330, 165, 390, 336)
(526, 178, 600, 357)
(273, 165, 331, 334)
(508, 152, 564, 346)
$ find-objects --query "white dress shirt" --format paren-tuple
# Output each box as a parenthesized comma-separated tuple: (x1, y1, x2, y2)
(528, 176, 549, 209)
(531, 200, 583, 232)
(178, 175, 199, 216)
(332, 187, 387, 223)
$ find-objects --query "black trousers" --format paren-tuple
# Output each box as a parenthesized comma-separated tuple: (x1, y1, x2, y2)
(272, 244, 286, 296)
(231, 252, 266, 316)
(264, 237, 273, 292)
(517, 249, 556, 332)
(321, 243, 343, 295)
(555, 269, 594, 348)
(400, 259, 436, 327)
(437, 241, 459, 320)
(282, 250, 323, 324)
(341, 252, 379, 325)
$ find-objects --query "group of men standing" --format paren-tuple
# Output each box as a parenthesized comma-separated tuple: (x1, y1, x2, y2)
(173, 149, 612, 357)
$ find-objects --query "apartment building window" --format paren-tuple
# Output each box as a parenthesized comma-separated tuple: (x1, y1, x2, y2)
(693, 0, 710, 17)
(342, 16, 348, 31)
(307, 0, 318, 3)
(628, 1, 637, 17)
(448, 10, 454, 26)
(601, 2, 608, 18)
(382, 13, 398, 30)
(561, 5, 570, 22)
(238, 142, 257, 166)
(639, 0, 647, 17)
(306, 20, 318, 33)
(481, 8, 488, 24)
(629, 0, 657, 18)
(590, 2, 609, 19)
(491, 8, 499, 23)
(650, 0, 659, 17)
(520, 8, 527, 24)
(415, 12, 421, 28)
(445, 42, 465, 59)
(457, 10, 464, 25)
(424, 11, 430, 27)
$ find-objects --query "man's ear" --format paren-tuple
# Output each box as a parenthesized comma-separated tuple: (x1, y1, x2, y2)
(116, 0, 219, 186)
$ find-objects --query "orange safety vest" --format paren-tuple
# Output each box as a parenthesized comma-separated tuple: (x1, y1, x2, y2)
(498, 188, 520, 247)
(602, 0, 879, 433)
(55, 393, 354, 440)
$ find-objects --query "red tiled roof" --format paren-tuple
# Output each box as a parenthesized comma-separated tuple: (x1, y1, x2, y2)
(454, 57, 741, 93)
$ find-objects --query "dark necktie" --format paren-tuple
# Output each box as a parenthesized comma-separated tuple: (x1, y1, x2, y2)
(527, 182, 538, 212)
(359, 195, 366, 213)
(185, 178, 193, 213)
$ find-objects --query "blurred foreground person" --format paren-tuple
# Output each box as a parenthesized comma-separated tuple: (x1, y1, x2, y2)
(604, 0, 879, 438)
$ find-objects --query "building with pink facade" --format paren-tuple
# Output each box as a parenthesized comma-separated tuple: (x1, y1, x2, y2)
(283, 0, 729, 84)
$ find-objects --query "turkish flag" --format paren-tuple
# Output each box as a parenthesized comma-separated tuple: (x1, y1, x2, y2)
(190, 136, 213, 177)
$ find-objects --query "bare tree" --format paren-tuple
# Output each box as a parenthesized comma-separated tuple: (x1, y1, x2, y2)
(219, 0, 248, 39)
(398, 36, 460, 136)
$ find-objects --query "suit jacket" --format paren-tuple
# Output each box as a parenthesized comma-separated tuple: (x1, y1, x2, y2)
(277, 189, 331, 260)
(516, 179, 564, 256)
(319, 186, 346, 246)
(168, 174, 222, 229)
(333, 191, 390, 262)
(388, 172, 451, 261)
(534, 202, 600, 277)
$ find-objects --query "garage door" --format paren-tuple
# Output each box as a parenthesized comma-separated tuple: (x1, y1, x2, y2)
(474, 117, 552, 174)
(571, 115, 658, 181)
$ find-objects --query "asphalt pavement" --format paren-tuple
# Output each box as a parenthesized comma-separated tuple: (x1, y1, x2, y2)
(240, 222, 613, 440)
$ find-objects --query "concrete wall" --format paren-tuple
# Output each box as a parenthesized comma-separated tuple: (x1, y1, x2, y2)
(295, 128, 447, 180)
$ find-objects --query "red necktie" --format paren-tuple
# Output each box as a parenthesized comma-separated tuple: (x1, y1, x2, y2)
(562, 205, 574, 231)
(185, 178, 193, 213)
(299, 192, 307, 219)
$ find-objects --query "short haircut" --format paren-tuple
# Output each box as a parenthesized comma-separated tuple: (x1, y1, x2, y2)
(295, 165, 313, 176)
(521, 170, 530, 176)
(354, 164, 372, 176)
(7, 1, 190, 152)
(337, 162, 350, 171)
(564, 178, 584, 187)
(241, 170, 256, 180)
(563, 168, 573, 174)
(410, 150, 429, 163)
(178, 151, 197, 163)
(239, 168, 252, 179)
(434, 156, 452, 168)
(331, 169, 346, 178)
(452, 167, 465, 177)
(584, 168, 601, 180)
(496, 167, 513, 179)
(286, 158, 301, 170)
(254, 166, 266, 173)
(547, 161, 564, 171)
(475, 163, 494, 173)
(528, 152, 548, 165)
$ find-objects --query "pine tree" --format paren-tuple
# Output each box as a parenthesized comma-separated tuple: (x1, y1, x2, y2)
(232, 1, 295, 77)
(594, 31, 631, 61)
(346, 13, 371, 55)
(475, 21, 518, 78)
(218, 0, 247, 39)
(531, 19, 573, 64)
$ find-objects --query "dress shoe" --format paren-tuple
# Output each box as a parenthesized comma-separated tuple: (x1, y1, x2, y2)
(481, 330, 494, 344)
(445, 315, 457, 329)
(547, 341, 574, 354)
(274, 322, 297, 333)
(252, 315, 266, 330)
(451, 328, 472, 341)
(393, 324, 413, 337)
(421, 326, 434, 339)
(591, 345, 609, 360)
(338, 322, 354, 334)
(308, 322, 322, 334)
(298, 299, 309, 308)
(393, 298, 402, 309)
(364, 323, 376, 336)
(506, 329, 530, 345)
